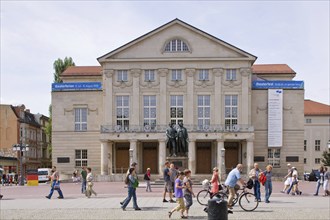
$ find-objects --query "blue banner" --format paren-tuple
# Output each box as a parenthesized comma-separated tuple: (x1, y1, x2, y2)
(252, 81, 304, 89)
(52, 82, 102, 91)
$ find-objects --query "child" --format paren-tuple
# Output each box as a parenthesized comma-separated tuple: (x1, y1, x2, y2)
(168, 171, 186, 219)
(144, 168, 152, 192)
(85, 167, 97, 198)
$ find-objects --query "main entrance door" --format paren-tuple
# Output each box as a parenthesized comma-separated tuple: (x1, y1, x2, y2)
(225, 142, 239, 174)
(115, 142, 129, 174)
(142, 142, 158, 174)
(196, 142, 212, 174)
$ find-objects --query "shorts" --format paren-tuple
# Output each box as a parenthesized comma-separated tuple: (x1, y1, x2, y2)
(184, 194, 193, 209)
(285, 177, 292, 186)
(165, 181, 173, 192)
(323, 180, 329, 191)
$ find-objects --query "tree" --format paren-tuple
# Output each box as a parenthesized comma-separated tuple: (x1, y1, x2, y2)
(53, 57, 75, 83)
(321, 150, 330, 167)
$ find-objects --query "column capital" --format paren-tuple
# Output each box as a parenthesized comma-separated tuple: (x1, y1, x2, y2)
(212, 68, 224, 77)
(104, 69, 114, 78)
(158, 139, 167, 143)
(185, 68, 195, 77)
(158, 68, 168, 77)
(240, 67, 251, 77)
(189, 138, 196, 142)
(130, 139, 138, 143)
(216, 139, 224, 143)
(131, 69, 141, 78)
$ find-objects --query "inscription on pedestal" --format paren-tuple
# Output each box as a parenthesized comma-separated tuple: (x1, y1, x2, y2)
(166, 156, 188, 171)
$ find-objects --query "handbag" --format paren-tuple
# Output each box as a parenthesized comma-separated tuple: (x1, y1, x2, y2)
(132, 179, 139, 188)
(259, 172, 267, 186)
(53, 181, 60, 190)
(247, 178, 254, 189)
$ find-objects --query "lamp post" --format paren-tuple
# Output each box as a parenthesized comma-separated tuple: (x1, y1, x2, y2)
(12, 143, 29, 186)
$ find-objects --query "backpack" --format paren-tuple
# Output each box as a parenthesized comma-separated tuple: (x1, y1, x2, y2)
(246, 178, 254, 189)
(259, 172, 267, 186)
(124, 175, 129, 185)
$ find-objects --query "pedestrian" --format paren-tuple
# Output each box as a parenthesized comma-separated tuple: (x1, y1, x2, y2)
(121, 168, 141, 211)
(249, 163, 262, 202)
(120, 162, 138, 206)
(170, 163, 178, 197)
(163, 161, 175, 203)
(224, 164, 246, 209)
(314, 166, 325, 196)
(45, 166, 64, 199)
(85, 167, 97, 198)
(210, 167, 220, 196)
(263, 165, 273, 203)
(144, 168, 152, 192)
(168, 171, 186, 219)
(323, 167, 330, 196)
(183, 169, 194, 218)
(287, 167, 302, 195)
(81, 167, 87, 194)
(281, 163, 293, 193)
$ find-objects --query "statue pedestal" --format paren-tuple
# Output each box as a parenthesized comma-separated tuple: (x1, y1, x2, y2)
(166, 156, 188, 171)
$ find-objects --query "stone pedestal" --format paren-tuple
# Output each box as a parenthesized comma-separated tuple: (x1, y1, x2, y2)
(166, 156, 188, 171)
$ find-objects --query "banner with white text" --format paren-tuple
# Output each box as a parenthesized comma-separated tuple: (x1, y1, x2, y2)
(268, 89, 283, 147)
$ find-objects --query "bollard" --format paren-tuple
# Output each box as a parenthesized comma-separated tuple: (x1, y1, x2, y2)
(207, 197, 228, 220)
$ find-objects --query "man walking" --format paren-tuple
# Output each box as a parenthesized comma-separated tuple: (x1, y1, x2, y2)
(249, 163, 262, 202)
(81, 167, 87, 194)
(225, 164, 246, 209)
(45, 166, 64, 199)
(163, 161, 175, 203)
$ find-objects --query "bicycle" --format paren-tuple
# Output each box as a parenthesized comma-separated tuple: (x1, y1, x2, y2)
(196, 181, 226, 206)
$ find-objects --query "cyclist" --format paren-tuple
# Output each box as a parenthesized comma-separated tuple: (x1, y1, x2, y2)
(224, 164, 246, 209)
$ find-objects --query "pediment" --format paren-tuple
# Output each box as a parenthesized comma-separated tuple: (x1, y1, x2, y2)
(98, 19, 256, 63)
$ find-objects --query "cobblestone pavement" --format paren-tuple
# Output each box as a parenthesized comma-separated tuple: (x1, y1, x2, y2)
(0, 181, 329, 220)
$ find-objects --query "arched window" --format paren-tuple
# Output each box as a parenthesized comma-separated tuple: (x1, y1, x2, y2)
(164, 39, 190, 52)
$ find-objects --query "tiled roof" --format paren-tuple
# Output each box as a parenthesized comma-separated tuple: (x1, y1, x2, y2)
(61, 66, 102, 76)
(252, 64, 296, 74)
(304, 100, 330, 116)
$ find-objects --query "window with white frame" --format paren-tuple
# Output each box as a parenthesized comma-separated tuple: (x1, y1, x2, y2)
(171, 69, 182, 81)
(170, 95, 183, 125)
(116, 96, 130, 131)
(164, 39, 189, 52)
(197, 95, 210, 130)
(143, 95, 156, 130)
(74, 108, 87, 131)
(268, 148, 281, 168)
(144, 70, 155, 82)
(226, 69, 237, 81)
(199, 69, 209, 81)
(315, 158, 321, 164)
(315, 140, 321, 151)
(75, 149, 88, 167)
(224, 95, 238, 130)
(117, 70, 128, 82)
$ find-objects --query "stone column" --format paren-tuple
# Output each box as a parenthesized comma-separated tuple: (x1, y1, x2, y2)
(217, 139, 226, 181)
(158, 69, 168, 126)
(188, 139, 196, 174)
(213, 69, 223, 125)
(185, 69, 195, 125)
(131, 69, 141, 127)
(158, 139, 166, 175)
(101, 141, 109, 175)
(104, 70, 114, 125)
(240, 68, 251, 125)
(246, 140, 254, 174)
(130, 139, 138, 168)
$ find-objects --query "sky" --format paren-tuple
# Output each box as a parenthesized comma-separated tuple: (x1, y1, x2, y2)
(1, 1, 329, 116)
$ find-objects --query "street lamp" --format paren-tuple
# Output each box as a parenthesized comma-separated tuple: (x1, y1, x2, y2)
(12, 143, 29, 186)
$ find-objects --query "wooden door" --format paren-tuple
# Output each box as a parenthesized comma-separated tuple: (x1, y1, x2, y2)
(196, 142, 212, 174)
(142, 142, 158, 174)
(115, 143, 129, 174)
(225, 142, 239, 174)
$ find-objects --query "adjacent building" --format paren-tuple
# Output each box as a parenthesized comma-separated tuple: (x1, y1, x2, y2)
(52, 19, 305, 179)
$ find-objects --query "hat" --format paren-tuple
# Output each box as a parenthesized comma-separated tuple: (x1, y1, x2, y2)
(131, 162, 137, 166)
(287, 163, 291, 166)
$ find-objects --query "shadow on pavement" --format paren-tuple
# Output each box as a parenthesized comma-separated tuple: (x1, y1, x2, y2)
(188, 216, 207, 219)
(139, 207, 167, 211)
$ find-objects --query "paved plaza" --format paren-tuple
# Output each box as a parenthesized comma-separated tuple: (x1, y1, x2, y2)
(0, 181, 329, 220)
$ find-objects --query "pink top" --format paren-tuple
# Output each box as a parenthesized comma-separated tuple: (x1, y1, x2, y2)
(211, 173, 219, 193)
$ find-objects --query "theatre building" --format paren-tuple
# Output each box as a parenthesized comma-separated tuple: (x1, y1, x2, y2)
(52, 19, 304, 180)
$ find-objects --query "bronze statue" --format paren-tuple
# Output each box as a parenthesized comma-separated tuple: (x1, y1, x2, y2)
(166, 123, 177, 157)
(177, 121, 189, 156)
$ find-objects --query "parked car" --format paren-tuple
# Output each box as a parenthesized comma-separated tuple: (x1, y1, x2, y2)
(308, 169, 320, 182)
(304, 172, 310, 181)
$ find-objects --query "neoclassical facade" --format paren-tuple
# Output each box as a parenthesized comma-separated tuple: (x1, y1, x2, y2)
(52, 19, 304, 179)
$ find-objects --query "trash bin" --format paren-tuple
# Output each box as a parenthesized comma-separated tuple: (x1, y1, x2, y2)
(207, 197, 228, 220)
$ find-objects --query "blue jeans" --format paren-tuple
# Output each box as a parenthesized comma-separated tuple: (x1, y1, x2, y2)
(315, 180, 322, 195)
(82, 180, 87, 193)
(287, 180, 298, 194)
(48, 181, 64, 198)
(253, 180, 261, 200)
(122, 187, 138, 209)
(264, 181, 272, 202)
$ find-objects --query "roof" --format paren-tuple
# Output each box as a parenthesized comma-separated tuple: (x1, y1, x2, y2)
(252, 64, 296, 74)
(61, 66, 102, 77)
(304, 100, 330, 116)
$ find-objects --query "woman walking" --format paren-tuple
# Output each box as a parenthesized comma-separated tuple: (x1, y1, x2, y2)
(264, 165, 273, 203)
(314, 166, 325, 196)
(323, 167, 330, 196)
(183, 169, 195, 218)
(210, 167, 220, 195)
(168, 171, 186, 219)
(121, 168, 141, 211)
(144, 168, 152, 192)
(85, 167, 97, 198)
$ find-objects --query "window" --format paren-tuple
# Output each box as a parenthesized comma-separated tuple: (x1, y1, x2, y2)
(143, 96, 156, 130)
(304, 140, 307, 151)
(305, 118, 312, 123)
(315, 140, 321, 151)
(116, 96, 129, 131)
(144, 70, 155, 82)
(170, 95, 183, 125)
(268, 148, 281, 168)
(74, 108, 87, 131)
(171, 69, 182, 81)
(304, 158, 307, 164)
(117, 70, 128, 82)
(226, 69, 237, 81)
(199, 69, 209, 81)
(315, 158, 321, 164)
(224, 95, 238, 131)
(75, 149, 87, 167)
(197, 95, 210, 130)
(164, 39, 189, 52)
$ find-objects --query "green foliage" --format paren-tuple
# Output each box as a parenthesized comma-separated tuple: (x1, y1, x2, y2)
(53, 57, 75, 83)
(321, 150, 330, 167)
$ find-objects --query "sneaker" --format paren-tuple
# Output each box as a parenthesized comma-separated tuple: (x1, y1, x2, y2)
(280, 190, 285, 193)
(313, 194, 318, 196)
(120, 202, 124, 205)
(299, 192, 302, 195)
(258, 199, 261, 202)
(0, 195, 3, 199)
(228, 210, 233, 214)
(163, 199, 168, 202)
(57, 196, 64, 199)
(45, 196, 50, 199)
(134, 207, 141, 211)
(181, 216, 187, 219)
(169, 199, 176, 203)
(265, 200, 270, 203)
(122, 207, 126, 211)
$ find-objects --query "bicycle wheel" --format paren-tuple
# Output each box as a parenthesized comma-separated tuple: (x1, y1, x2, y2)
(197, 190, 211, 206)
(212, 192, 228, 201)
(239, 192, 259, 211)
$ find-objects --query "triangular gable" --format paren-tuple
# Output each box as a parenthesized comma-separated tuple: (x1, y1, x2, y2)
(97, 18, 257, 63)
